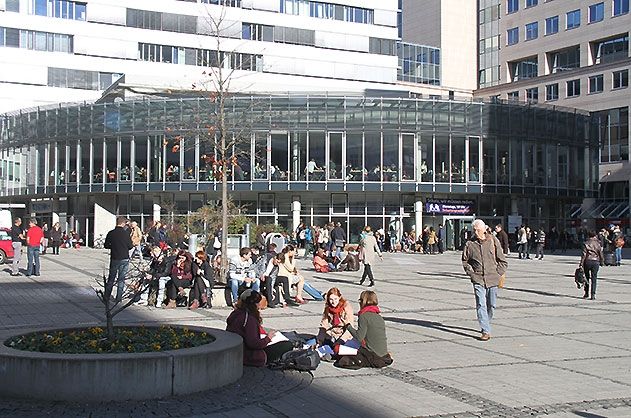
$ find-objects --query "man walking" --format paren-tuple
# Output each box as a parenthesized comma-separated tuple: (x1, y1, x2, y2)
(25, 218, 44, 277)
(494, 224, 510, 255)
(104, 217, 134, 303)
(10, 217, 24, 276)
(535, 227, 546, 260)
(462, 219, 508, 341)
(330, 222, 346, 259)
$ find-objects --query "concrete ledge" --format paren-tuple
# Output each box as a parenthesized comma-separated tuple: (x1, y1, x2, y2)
(0, 325, 243, 401)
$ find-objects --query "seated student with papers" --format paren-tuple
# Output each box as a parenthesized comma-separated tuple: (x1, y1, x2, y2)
(226, 290, 293, 366)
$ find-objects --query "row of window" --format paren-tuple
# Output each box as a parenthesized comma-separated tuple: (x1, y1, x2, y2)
(507, 69, 629, 102)
(241, 22, 396, 56)
(0, 27, 73, 53)
(279, 0, 374, 25)
(138, 43, 263, 72)
(47, 68, 122, 90)
(4, 0, 86, 20)
(507, 0, 628, 17)
(397, 42, 441, 86)
(509, 35, 629, 81)
(507, 2, 629, 46)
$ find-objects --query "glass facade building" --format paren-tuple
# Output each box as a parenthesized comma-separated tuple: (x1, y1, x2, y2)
(0, 95, 599, 245)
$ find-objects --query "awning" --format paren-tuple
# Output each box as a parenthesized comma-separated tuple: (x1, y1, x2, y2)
(600, 166, 631, 183)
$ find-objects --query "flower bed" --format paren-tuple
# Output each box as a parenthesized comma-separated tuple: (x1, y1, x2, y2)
(5, 326, 215, 354)
(0, 325, 242, 401)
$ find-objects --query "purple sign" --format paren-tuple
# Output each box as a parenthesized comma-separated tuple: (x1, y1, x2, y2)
(425, 199, 475, 215)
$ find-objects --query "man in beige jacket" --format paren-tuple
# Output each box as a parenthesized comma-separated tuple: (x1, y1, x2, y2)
(462, 219, 508, 341)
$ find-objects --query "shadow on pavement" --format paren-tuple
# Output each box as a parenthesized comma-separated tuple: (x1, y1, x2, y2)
(383, 316, 479, 340)
(503, 286, 585, 300)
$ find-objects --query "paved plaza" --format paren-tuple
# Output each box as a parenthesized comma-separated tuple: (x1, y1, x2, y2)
(0, 248, 630, 417)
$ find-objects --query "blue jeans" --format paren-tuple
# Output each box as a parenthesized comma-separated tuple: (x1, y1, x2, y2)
(473, 284, 497, 334)
(229, 277, 260, 304)
(26, 246, 40, 276)
(108, 259, 129, 302)
(615, 247, 622, 265)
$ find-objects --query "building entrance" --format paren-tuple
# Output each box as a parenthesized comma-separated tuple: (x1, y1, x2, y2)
(444, 216, 475, 250)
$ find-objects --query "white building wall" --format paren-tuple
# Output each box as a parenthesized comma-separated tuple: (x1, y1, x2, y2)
(0, 0, 401, 113)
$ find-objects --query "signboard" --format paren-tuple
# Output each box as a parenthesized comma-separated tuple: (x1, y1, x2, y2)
(425, 199, 474, 215)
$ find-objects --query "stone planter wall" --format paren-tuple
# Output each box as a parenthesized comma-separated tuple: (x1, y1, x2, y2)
(0, 326, 243, 401)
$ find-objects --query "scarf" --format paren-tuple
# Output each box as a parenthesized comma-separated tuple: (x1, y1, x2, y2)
(358, 305, 381, 316)
(326, 303, 346, 327)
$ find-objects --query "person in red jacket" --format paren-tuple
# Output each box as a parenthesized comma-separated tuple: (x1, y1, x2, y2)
(226, 290, 292, 366)
(25, 218, 45, 277)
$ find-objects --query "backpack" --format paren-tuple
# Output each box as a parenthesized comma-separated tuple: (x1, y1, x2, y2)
(269, 348, 320, 372)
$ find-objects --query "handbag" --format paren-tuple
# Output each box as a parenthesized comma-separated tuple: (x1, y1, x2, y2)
(574, 267, 586, 288)
(335, 239, 344, 247)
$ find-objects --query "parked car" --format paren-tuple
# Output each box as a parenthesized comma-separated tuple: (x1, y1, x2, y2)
(0, 228, 15, 264)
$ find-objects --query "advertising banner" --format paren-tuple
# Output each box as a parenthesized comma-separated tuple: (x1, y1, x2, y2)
(425, 199, 475, 215)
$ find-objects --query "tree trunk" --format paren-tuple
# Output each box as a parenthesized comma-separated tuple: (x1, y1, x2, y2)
(105, 304, 114, 340)
(219, 93, 229, 284)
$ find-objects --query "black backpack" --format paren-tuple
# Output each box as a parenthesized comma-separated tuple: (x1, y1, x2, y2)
(269, 348, 320, 372)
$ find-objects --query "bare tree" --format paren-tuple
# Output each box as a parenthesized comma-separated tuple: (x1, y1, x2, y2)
(164, 4, 264, 282)
(93, 256, 154, 339)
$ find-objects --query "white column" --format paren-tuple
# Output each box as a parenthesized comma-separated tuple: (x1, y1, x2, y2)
(153, 203, 161, 222)
(414, 200, 423, 239)
(511, 198, 518, 215)
(291, 198, 301, 234)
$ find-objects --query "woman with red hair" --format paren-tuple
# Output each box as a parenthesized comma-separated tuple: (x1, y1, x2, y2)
(317, 287, 354, 348)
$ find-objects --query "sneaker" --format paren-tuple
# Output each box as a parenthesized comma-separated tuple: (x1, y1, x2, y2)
(164, 300, 177, 309)
(188, 299, 199, 310)
(286, 299, 300, 307)
(479, 333, 491, 341)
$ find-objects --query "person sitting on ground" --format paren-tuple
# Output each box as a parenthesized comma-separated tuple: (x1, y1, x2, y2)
(263, 253, 299, 308)
(226, 290, 293, 367)
(337, 249, 360, 272)
(277, 244, 308, 304)
(190, 250, 214, 309)
(313, 248, 337, 272)
(164, 250, 193, 309)
(317, 287, 354, 348)
(335, 290, 393, 369)
(228, 247, 260, 306)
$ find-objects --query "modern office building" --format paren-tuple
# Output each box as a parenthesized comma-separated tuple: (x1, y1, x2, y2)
(474, 0, 631, 228)
(0, 0, 601, 246)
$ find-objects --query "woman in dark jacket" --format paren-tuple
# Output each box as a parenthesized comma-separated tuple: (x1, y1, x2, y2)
(164, 250, 192, 309)
(335, 290, 393, 369)
(189, 250, 214, 309)
(49, 222, 62, 255)
(226, 290, 292, 366)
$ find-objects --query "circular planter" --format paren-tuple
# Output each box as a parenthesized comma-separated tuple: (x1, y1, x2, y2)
(0, 325, 243, 401)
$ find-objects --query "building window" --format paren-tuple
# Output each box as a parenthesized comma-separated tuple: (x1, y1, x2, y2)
(397, 42, 440, 85)
(507, 27, 519, 45)
(6, 0, 19, 12)
(545, 16, 559, 35)
(126, 9, 197, 34)
(507, 91, 519, 101)
(280, 0, 374, 24)
(566, 9, 581, 29)
(525, 22, 538, 40)
(0, 27, 73, 53)
(507, 0, 518, 14)
(589, 2, 605, 22)
(596, 107, 629, 162)
(592, 35, 629, 64)
(509, 57, 538, 81)
(526, 87, 539, 103)
(48, 67, 120, 90)
(546, 83, 559, 100)
(30, 0, 86, 21)
(613, 69, 629, 88)
(139, 42, 263, 71)
(566, 79, 581, 97)
(613, 0, 630, 16)
(526, 0, 538, 7)
(589, 74, 604, 93)
(548, 45, 580, 73)
(201, 0, 241, 5)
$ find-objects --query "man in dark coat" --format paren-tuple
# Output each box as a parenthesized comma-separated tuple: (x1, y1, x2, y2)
(494, 224, 510, 254)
